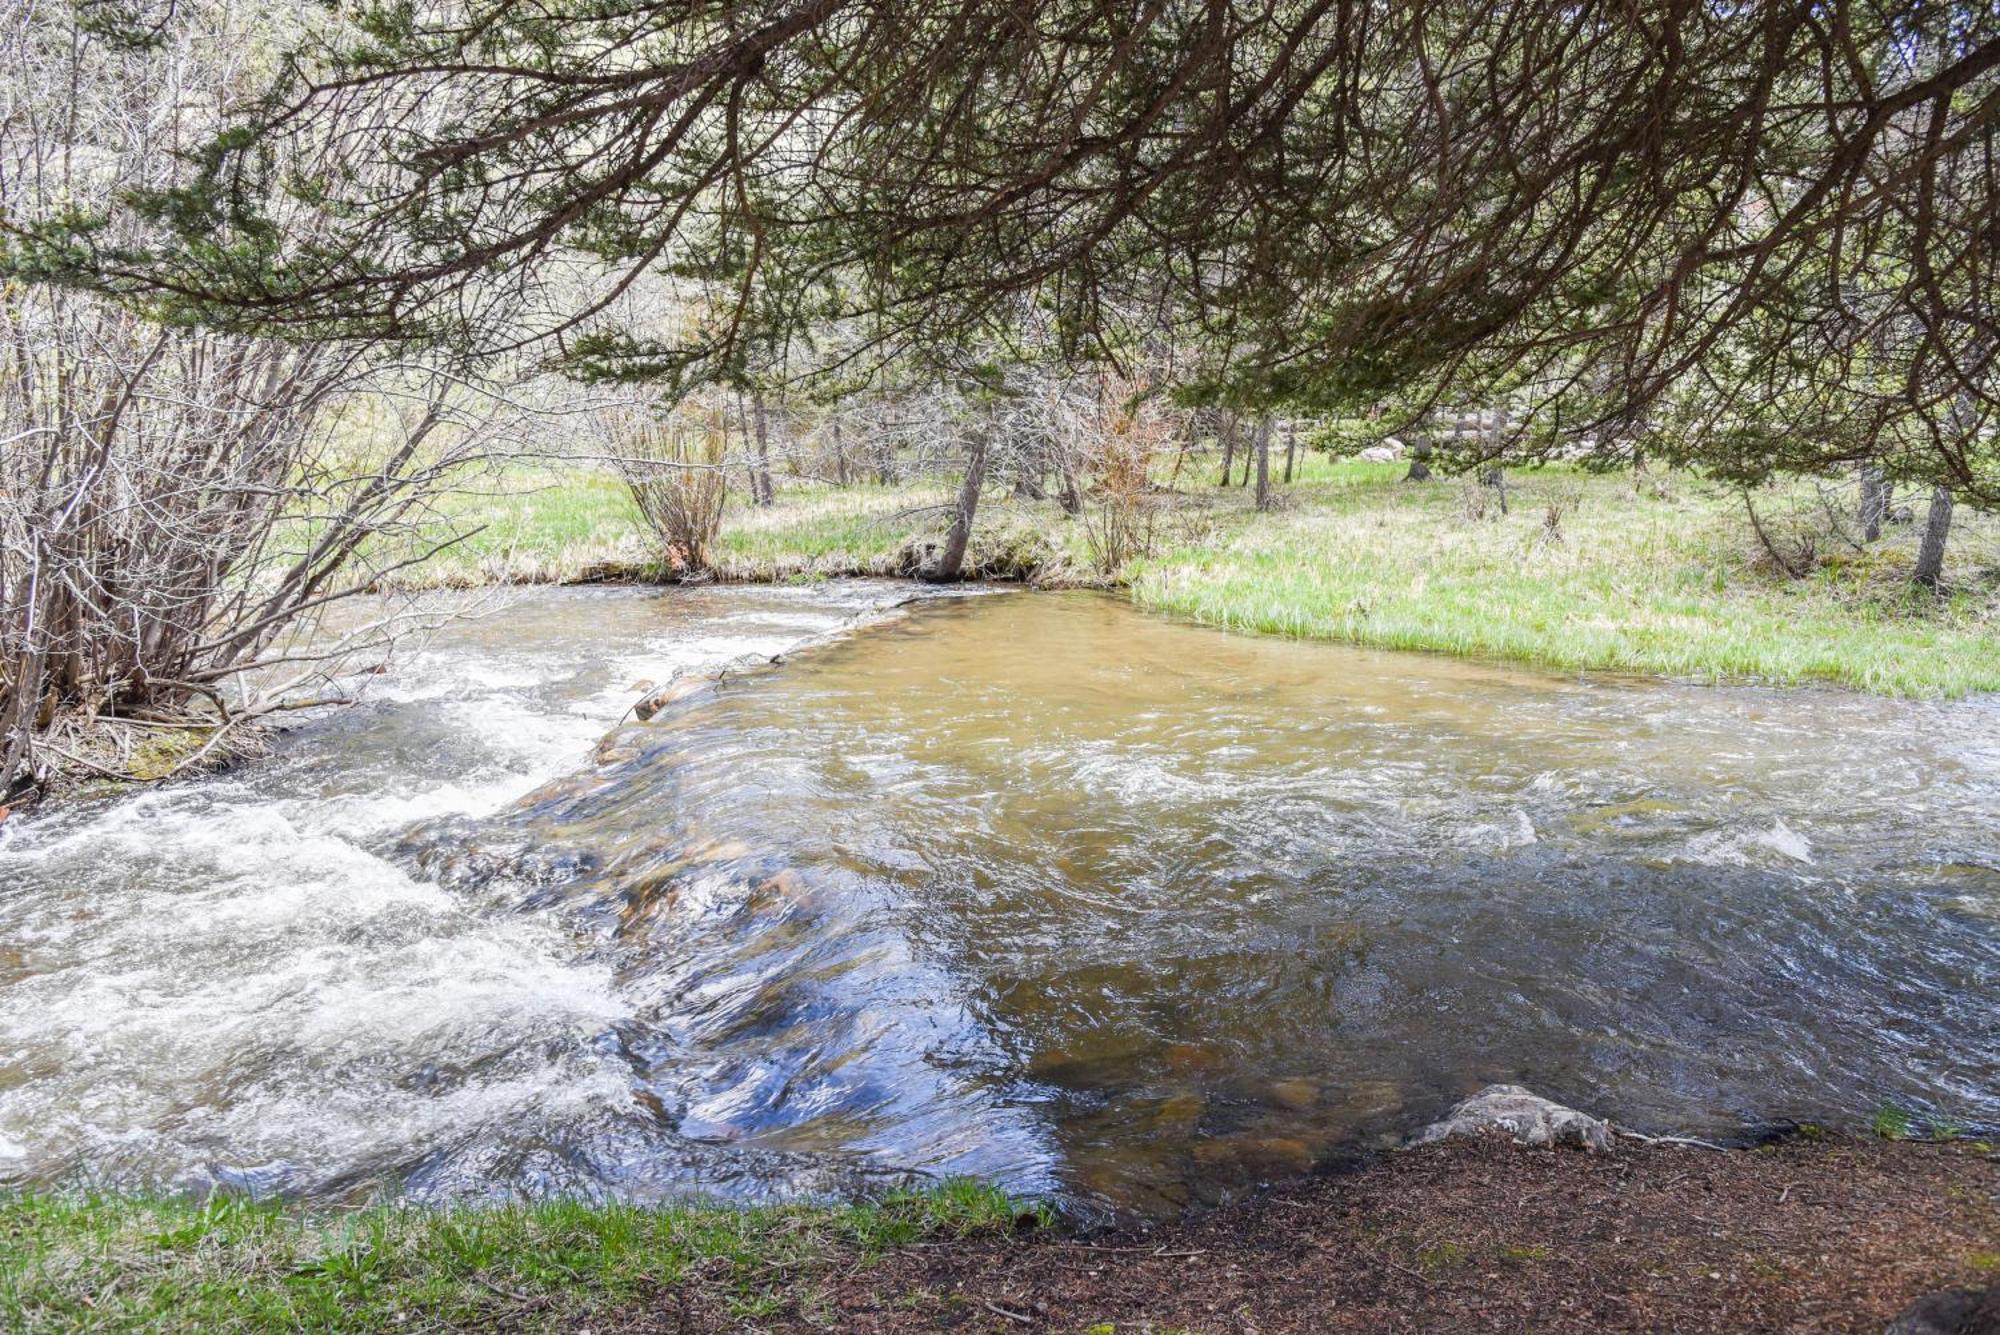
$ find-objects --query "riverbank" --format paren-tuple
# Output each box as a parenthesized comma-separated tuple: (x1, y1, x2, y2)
(5, 1134, 1991, 1332)
(406, 457, 2000, 697)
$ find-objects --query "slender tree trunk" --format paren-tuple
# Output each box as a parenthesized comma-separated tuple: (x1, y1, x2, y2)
(1253, 415, 1273, 511)
(1404, 438, 1433, 482)
(1282, 420, 1297, 484)
(1858, 463, 1886, 542)
(925, 432, 989, 583)
(1238, 431, 1253, 486)
(1217, 411, 1237, 486)
(0, 646, 46, 800)
(1013, 448, 1046, 499)
(832, 420, 849, 486)
(1168, 419, 1192, 487)
(1912, 484, 1954, 589)
(1057, 455, 1083, 516)
(751, 392, 775, 506)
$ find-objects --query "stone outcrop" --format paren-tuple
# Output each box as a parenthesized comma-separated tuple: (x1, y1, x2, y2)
(1411, 1084, 1616, 1152)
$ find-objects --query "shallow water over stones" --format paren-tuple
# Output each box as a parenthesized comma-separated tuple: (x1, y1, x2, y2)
(3, 586, 1996, 1215)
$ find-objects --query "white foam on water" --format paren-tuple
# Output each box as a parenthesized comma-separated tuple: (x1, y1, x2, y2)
(1047, 741, 1238, 804)
(1679, 817, 1816, 867)
(0, 581, 944, 1200)
(0, 783, 635, 1195)
(357, 655, 549, 705)
(1448, 809, 1542, 852)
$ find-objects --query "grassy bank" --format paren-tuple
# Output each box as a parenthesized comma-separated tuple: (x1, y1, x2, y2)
(395, 471, 961, 587)
(0, 1182, 1031, 1332)
(404, 455, 2000, 696)
(1133, 458, 2000, 696)
(5, 1137, 1991, 1333)
(394, 466, 1103, 586)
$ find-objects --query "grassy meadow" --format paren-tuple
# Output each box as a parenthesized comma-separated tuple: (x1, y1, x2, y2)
(398, 470, 947, 586)
(389, 453, 1999, 696)
(1133, 457, 2000, 697)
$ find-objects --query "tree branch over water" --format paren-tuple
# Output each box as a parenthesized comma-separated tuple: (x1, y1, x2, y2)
(7, 0, 1996, 494)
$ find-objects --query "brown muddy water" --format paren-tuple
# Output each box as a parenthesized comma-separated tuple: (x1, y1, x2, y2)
(1, 584, 1996, 1216)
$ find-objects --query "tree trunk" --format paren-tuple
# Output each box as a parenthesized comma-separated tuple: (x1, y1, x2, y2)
(1282, 420, 1297, 484)
(1912, 484, 1954, 589)
(1238, 430, 1254, 486)
(751, 392, 775, 506)
(1217, 411, 1237, 486)
(1858, 463, 1886, 542)
(832, 420, 849, 486)
(1013, 447, 1047, 499)
(925, 432, 989, 583)
(1057, 456, 1083, 516)
(1253, 415, 1273, 511)
(1403, 438, 1433, 482)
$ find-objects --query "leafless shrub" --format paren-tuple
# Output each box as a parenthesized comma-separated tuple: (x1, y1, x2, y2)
(604, 405, 729, 576)
(1532, 479, 1585, 549)
(1056, 379, 1178, 576)
(1741, 487, 1839, 580)
(1458, 473, 1500, 522)
(0, 0, 532, 799)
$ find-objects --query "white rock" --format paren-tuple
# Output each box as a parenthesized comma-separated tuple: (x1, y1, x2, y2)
(1412, 1084, 1615, 1152)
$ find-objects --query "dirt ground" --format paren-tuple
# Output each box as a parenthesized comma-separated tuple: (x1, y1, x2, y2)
(613, 1133, 1997, 1334)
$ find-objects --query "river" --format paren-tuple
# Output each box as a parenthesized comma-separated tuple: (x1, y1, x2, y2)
(2, 584, 1995, 1215)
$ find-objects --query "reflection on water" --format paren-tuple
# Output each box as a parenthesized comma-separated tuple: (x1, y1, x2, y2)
(3, 587, 1997, 1215)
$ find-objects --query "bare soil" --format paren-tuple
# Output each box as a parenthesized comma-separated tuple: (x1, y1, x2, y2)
(612, 1133, 1998, 1334)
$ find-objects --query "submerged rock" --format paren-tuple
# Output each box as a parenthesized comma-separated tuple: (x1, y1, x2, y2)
(633, 670, 732, 721)
(1266, 1077, 1320, 1112)
(1412, 1084, 1615, 1152)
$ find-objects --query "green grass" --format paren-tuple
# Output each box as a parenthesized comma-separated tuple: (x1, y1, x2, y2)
(712, 481, 953, 578)
(0, 1181, 1034, 1333)
(1871, 1103, 1914, 1140)
(1129, 454, 2000, 697)
(387, 468, 959, 587)
(380, 453, 1999, 697)
(392, 466, 1094, 587)
(381, 465, 648, 588)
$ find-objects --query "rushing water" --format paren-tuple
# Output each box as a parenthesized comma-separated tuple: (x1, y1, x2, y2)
(2, 586, 1997, 1215)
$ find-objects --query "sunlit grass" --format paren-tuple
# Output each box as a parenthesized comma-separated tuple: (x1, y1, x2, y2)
(377, 453, 1998, 696)
(384, 469, 953, 586)
(712, 481, 952, 578)
(378, 465, 648, 588)
(0, 1181, 1035, 1333)
(1130, 455, 2000, 696)
(393, 468, 1093, 585)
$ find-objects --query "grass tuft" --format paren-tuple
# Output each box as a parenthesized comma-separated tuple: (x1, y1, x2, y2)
(0, 1182, 1033, 1332)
